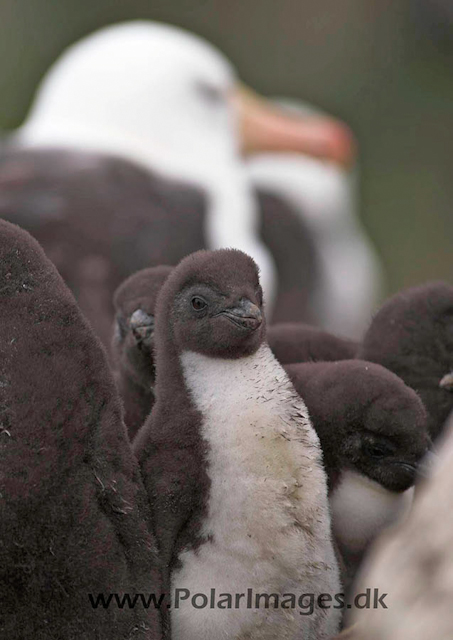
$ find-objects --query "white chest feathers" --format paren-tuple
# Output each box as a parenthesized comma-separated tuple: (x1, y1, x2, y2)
(330, 469, 414, 555)
(171, 344, 340, 640)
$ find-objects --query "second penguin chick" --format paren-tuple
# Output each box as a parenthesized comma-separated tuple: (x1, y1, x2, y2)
(358, 282, 453, 440)
(112, 265, 173, 439)
(285, 360, 429, 579)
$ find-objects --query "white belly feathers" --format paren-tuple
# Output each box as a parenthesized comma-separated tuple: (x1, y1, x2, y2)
(172, 343, 340, 640)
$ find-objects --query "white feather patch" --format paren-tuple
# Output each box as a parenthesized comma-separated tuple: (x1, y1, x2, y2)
(330, 469, 414, 555)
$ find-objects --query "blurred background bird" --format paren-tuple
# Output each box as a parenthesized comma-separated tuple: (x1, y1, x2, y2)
(1, 0, 451, 345)
(0, 19, 377, 345)
(1, 0, 452, 309)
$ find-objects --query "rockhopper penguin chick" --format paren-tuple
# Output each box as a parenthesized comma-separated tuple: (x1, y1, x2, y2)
(285, 360, 429, 585)
(0, 220, 162, 639)
(134, 248, 341, 640)
(268, 322, 358, 365)
(358, 282, 453, 440)
(112, 265, 173, 439)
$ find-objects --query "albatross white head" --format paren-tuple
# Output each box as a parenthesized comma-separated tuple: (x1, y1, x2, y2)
(18, 22, 239, 178)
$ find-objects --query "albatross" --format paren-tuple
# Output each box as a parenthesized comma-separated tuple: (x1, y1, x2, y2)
(0, 20, 356, 345)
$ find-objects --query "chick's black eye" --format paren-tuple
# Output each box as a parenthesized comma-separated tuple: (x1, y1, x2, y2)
(364, 442, 394, 459)
(191, 297, 207, 311)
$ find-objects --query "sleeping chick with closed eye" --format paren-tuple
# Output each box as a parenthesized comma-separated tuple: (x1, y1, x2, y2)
(285, 359, 430, 587)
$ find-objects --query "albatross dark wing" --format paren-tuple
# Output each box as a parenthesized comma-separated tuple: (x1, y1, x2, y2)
(0, 146, 207, 348)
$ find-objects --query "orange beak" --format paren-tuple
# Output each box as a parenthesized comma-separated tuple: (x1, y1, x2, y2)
(234, 85, 357, 167)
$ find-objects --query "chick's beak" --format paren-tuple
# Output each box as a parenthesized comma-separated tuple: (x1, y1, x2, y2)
(220, 298, 263, 332)
(233, 84, 356, 167)
(393, 461, 418, 475)
(390, 460, 418, 489)
(440, 372, 453, 390)
(130, 309, 155, 344)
